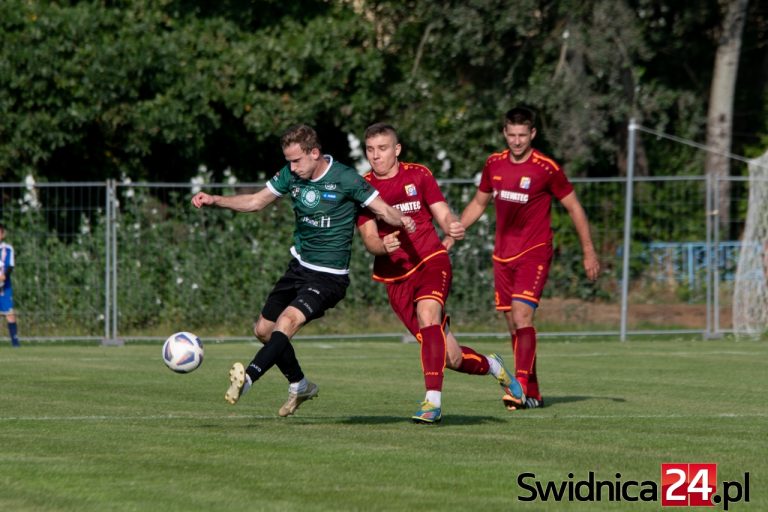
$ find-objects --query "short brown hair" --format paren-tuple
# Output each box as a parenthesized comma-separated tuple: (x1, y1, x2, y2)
(280, 124, 322, 153)
(503, 107, 536, 129)
(364, 122, 399, 144)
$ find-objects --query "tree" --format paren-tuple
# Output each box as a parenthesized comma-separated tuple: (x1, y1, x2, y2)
(705, 0, 750, 233)
(0, 1, 384, 182)
(0, 0, 762, 188)
(348, 0, 729, 180)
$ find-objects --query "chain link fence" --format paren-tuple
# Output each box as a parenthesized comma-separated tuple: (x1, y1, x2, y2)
(0, 175, 755, 342)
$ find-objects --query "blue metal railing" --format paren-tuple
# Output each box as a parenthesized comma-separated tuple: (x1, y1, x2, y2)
(645, 241, 750, 289)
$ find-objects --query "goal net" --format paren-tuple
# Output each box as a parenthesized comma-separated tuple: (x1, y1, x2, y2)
(732, 150, 768, 338)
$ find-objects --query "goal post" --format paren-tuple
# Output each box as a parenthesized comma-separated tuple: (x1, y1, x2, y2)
(732, 150, 768, 338)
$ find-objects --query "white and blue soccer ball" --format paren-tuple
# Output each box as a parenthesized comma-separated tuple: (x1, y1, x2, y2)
(162, 331, 204, 373)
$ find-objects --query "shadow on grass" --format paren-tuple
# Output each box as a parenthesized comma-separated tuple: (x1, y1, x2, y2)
(544, 395, 627, 407)
(203, 395, 628, 428)
(202, 414, 505, 427)
(339, 415, 506, 426)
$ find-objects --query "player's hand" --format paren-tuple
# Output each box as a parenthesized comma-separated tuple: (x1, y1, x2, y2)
(191, 192, 215, 209)
(583, 252, 600, 281)
(401, 215, 416, 233)
(447, 220, 465, 240)
(441, 236, 455, 251)
(382, 231, 401, 254)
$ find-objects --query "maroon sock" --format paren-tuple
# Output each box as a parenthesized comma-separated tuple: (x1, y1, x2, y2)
(527, 357, 542, 399)
(515, 326, 536, 393)
(456, 346, 490, 375)
(419, 324, 446, 391)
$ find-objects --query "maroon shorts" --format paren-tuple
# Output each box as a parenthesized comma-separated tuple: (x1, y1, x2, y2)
(385, 252, 452, 337)
(493, 244, 553, 311)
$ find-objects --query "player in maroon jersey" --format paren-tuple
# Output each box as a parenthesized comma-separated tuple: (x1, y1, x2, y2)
(459, 107, 600, 410)
(357, 123, 525, 424)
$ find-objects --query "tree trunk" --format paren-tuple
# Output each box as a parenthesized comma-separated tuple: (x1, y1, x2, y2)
(705, 0, 749, 235)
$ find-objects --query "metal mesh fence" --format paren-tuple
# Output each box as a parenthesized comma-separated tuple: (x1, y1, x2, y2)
(0, 175, 753, 341)
(0, 183, 107, 339)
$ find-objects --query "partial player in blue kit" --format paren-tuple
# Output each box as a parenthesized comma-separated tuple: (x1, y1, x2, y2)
(0, 223, 20, 347)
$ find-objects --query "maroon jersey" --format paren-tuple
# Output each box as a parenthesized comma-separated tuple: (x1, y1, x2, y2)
(358, 162, 448, 282)
(478, 148, 573, 261)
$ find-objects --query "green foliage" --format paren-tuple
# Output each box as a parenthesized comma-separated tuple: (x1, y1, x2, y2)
(0, 1, 219, 179)
(4, 0, 760, 185)
(0, 1, 383, 182)
(2, 0, 765, 334)
(8, 185, 105, 336)
(3, 172, 738, 337)
(113, 185, 289, 334)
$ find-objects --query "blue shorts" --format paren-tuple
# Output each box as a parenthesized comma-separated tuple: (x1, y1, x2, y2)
(0, 288, 14, 314)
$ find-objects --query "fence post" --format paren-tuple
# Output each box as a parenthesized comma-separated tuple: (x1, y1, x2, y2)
(104, 181, 111, 340)
(703, 173, 726, 339)
(619, 119, 637, 341)
(102, 180, 123, 346)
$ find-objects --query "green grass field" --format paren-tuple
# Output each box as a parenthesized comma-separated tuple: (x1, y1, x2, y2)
(0, 337, 765, 511)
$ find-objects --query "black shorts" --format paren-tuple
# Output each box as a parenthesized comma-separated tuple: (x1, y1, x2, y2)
(261, 258, 350, 324)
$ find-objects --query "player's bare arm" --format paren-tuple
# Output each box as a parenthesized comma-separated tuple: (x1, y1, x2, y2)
(459, 189, 492, 230)
(560, 191, 600, 281)
(191, 188, 278, 212)
(430, 201, 465, 240)
(366, 196, 416, 233)
(430, 201, 464, 250)
(358, 220, 401, 256)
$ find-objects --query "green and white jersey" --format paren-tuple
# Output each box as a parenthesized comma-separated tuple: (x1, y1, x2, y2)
(266, 156, 379, 274)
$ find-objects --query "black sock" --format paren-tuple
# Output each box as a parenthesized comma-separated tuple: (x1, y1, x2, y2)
(246, 330, 290, 382)
(276, 341, 304, 383)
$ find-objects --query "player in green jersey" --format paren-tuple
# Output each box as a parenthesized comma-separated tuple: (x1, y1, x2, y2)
(192, 124, 415, 416)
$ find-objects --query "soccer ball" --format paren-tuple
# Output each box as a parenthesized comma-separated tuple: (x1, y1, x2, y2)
(162, 331, 204, 373)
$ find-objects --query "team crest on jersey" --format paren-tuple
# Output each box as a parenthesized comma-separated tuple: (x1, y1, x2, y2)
(519, 176, 531, 189)
(404, 184, 417, 196)
(300, 187, 320, 208)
